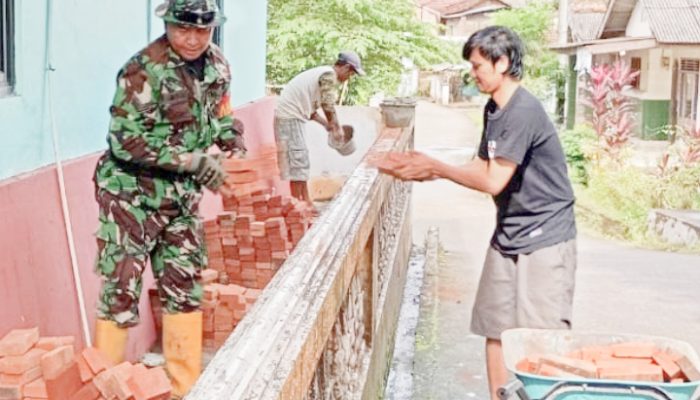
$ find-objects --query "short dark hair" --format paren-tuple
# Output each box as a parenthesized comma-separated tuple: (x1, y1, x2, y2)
(463, 26, 524, 80)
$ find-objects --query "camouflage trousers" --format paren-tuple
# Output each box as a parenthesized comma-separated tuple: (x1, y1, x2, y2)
(94, 190, 205, 328)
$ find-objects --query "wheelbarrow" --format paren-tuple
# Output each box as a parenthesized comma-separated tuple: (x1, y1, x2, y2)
(498, 329, 700, 400)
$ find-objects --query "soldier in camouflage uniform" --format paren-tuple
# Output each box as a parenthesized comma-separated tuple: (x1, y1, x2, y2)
(92, 0, 244, 396)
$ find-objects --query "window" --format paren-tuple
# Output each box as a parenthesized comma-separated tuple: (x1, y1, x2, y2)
(0, 0, 14, 96)
(213, 0, 223, 47)
(630, 57, 641, 89)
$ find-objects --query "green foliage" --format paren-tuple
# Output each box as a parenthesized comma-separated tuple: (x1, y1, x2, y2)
(561, 125, 596, 185)
(575, 161, 700, 249)
(653, 165, 700, 210)
(576, 166, 657, 243)
(267, 0, 459, 104)
(490, 1, 564, 99)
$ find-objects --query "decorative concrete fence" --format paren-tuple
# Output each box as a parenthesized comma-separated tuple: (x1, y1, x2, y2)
(187, 114, 415, 399)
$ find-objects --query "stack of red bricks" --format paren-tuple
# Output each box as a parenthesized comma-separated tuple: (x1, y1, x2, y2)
(0, 327, 171, 400)
(197, 155, 314, 352)
(221, 147, 280, 198)
(209, 190, 313, 288)
(200, 269, 261, 352)
(516, 341, 700, 382)
(207, 154, 315, 290)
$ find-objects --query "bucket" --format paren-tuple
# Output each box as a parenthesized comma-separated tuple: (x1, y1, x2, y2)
(328, 125, 356, 156)
(380, 97, 417, 128)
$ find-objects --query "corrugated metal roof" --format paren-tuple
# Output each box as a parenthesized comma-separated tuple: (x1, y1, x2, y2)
(569, 12, 606, 41)
(643, 0, 700, 43)
(571, 0, 608, 12)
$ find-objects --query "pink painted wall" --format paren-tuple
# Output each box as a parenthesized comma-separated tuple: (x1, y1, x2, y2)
(0, 96, 278, 360)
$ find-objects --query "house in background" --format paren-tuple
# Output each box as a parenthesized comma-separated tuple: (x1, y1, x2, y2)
(555, 0, 700, 138)
(416, 0, 513, 39)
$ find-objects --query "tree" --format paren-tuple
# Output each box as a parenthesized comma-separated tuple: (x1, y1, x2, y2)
(267, 0, 459, 104)
(491, 2, 564, 106)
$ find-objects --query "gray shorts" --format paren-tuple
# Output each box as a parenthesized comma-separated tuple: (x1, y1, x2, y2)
(274, 117, 310, 181)
(470, 239, 577, 340)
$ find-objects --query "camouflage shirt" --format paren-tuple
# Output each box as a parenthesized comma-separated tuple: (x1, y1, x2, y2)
(319, 71, 339, 128)
(94, 35, 244, 212)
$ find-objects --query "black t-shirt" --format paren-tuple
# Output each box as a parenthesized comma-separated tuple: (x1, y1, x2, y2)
(477, 86, 576, 255)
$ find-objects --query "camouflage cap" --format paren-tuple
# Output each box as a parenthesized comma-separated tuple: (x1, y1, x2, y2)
(155, 0, 226, 28)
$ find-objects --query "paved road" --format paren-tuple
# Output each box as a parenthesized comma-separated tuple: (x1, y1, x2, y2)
(408, 100, 700, 400)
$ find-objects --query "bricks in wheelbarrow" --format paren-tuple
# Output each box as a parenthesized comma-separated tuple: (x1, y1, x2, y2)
(611, 342, 657, 358)
(537, 355, 598, 378)
(652, 351, 683, 380)
(537, 364, 584, 378)
(598, 364, 664, 382)
(676, 355, 700, 381)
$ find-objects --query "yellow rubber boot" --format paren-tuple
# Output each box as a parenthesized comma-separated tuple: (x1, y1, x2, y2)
(163, 311, 203, 397)
(94, 319, 128, 365)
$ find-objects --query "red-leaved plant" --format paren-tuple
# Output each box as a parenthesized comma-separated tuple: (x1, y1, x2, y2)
(583, 61, 640, 163)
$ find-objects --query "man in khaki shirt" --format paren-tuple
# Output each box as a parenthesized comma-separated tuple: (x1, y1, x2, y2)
(274, 51, 365, 203)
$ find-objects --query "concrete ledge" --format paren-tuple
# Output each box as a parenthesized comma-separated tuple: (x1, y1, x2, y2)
(648, 209, 700, 247)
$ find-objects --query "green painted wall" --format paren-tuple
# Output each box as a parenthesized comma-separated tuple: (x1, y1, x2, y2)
(640, 99, 670, 140)
(0, 0, 267, 181)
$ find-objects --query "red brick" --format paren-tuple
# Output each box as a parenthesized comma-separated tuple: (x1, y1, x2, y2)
(0, 365, 42, 385)
(538, 355, 597, 378)
(0, 348, 46, 374)
(214, 308, 235, 331)
(537, 364, 582, 378)
(201, 269, 218, 284)
(578, 345, 614, 362)
(598, 364, 663, 382)
(80, 348, 112, 375)
(41, 346, 75, 380)
(46, 362, 82, 400)
(203, 285, 219, 302)
(216, 284, 244, 303)
(102, 362, 134, 400)
(90, 370, 112, 399)
(34, 337, 75, 352)
(652, 351, 682, 380)
(126, 366, 171, 400)
(676, 355, 700, 381)
(69, 381, 100, 400)
(612, 342, 658, 359)
(22, 378, 47, 398)
(76, 356, 94, 383)
(0, 383, 21, 400)
(0, 329, 39, 357)
(214, 331, 230, 346)
(595, 358, 653, 370)
(515, 358, 537, 373)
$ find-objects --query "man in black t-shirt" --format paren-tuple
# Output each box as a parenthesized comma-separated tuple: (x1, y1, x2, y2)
(373, 26, 577, 399)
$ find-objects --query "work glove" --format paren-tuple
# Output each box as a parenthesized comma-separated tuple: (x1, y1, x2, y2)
(185, 152, 227, 191)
